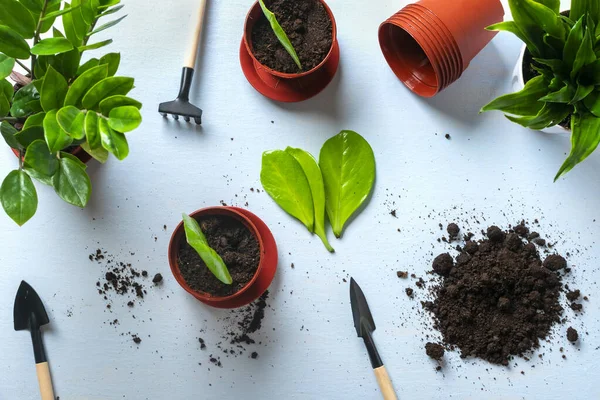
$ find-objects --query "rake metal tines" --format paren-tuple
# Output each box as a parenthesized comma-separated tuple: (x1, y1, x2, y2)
(159, 67, 202, 125)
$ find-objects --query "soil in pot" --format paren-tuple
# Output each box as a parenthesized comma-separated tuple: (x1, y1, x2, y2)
(178, 215, 260, 298)
(251, 0, 333, 74)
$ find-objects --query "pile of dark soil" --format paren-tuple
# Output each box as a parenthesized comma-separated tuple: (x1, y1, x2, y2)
(178, 215, 260, 297)
(251, 0, 333, 73)
(423, 222, 576, 365)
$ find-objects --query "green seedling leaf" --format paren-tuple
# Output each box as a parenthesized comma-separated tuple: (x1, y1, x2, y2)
(1, 121, 21, 149)
(1, 169, 37, 225)
(108, 106, 141, 132)
(41, 66, 68, 112)
(0, 55, 15, 79)
(41, 4, 82, 21)
(182, 213, 232, 285)
(84, 111, 100, 148)
(57, 106, 82, 134)
(15, 126, 44, 147)
(31, 38, 74, 56)
(319, 131, 376, 238)
(10, 82, 42, 118)
(40, 0, 61, 33)
(98, 118, 128, 160)
(44, 110, 73, 152)
(78, 39, 113, 52)
(80, 141, 108, 163)
(64, 64, 108, 106)
(24, 140, 58, 177)
(82, 76, 134, 109)
(99, 52, 120, 76)
(258, 0, 302, 70)
(23, 112, 46, 129)
(99, 95, 141, 115)
(261, 150, 315, 232)
(285, 147, 334, 252)
(88, 15, 127, 36)
(481, 75, 548, 116)
(555, 112, 600, 180)
(52, 156, 91, 207)
(0, 26, 31, 59)
(0, 0, 36, 38)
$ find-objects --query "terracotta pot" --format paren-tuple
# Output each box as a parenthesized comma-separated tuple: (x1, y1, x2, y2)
(378, 0, 504, 97)
(12, 145, 92, 163)
(512, 44, 569, 136)
(240, 0, 340, 102)
(168, 206, 278, 309)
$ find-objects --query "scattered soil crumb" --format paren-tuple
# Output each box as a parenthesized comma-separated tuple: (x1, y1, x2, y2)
(397, 271, 408, 279)
(567, 327, 579, 342)
(425, 342, 445, 360)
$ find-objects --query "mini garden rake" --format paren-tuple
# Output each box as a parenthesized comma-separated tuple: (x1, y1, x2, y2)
(159, 0, 207, 125)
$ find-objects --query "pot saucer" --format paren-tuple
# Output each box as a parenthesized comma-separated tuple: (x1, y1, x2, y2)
(239, 39, 340, 103)
(200, 207, 278, 309)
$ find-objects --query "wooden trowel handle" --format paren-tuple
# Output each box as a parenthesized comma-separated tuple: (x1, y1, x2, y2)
(36, 362, 55, 400)
(184, 0, 208, 69)
(374, 366, 398, 400)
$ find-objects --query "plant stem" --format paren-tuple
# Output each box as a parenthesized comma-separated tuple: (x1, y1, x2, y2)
(18, 149, 23, 169)
(15, 60, 31, 74)
(83, 19, 98, 46)
(31, 0, 51, 79)
(0, 117, 19, 123)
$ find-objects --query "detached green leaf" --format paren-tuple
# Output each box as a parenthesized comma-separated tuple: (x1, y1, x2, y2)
(52, 156, 91, 207)
(99, 95, 141, 115)
(258, 0, 302, 70)
(99, 52, 120, 76)
(286, 147, 334, 252)
(44, 110, 73, 152)
(64, 64, 108, 106)
(98, 118, 128, 159)
(41, 66, 68, 112)
(182, 213, 232, 285)
(319, 131, 376, 238)
(555, 112, 600, 180)
(82, 76, 134, 109)
(31, 38, 74, 56)
(261, 150, 315, 232)
(108, 106, 141, 132)
(78, 39, 113, 52)
(24, 140, 58, 177)
(1, 121, 21, 149)
(10, 82, 42, 117)
(0, 0, 36, 38)
(0, 26, 31, 59)
(0, 54, 15, 79)
(1, 170, 37, 225)
(88, 15, 127, 36)
(481, 75, 549, 115)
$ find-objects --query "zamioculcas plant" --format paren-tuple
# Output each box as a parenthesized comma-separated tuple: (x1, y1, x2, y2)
(482, 0, 600, 180)
(258, 0, 302, 70)
(0, 0, 142, 225)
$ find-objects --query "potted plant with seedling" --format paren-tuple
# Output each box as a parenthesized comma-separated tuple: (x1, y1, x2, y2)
(482, 0, 600, 180)
(168, 207, 278, 309)
(0, 0, 142, 225)
(240, 0, 340, 102)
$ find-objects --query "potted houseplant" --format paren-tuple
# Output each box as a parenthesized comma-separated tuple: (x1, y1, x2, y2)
(168, 207, 278, 309)
(240, 0, 340, 102)
(0, 0, 142, 225)
(482, 0, 600, 180)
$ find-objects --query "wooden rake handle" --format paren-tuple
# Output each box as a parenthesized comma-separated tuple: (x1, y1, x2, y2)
(374, 366, 398, 400)
(184, 0, 208, 69)
(36, 362, 55, 400)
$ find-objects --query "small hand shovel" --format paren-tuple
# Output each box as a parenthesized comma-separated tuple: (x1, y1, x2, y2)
(158, 0, 208, 124)
(14, 281, 55, 400)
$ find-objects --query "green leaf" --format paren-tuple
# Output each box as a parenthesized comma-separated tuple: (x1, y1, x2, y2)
(506, 103, 571, 129)
(76, 58, 99, 75)
(64, 64, 108, 106)
(40, 0, 61, 33)
(555, 112, 600, 180)
(23, 112, 46, 129)
(53, 27, 65, 38)
(108, 106, 141, 132)
(1, 121, 21, 149)
(509, 0, 566, 58)
(98, 118, 128, 159)
(285, 147, 334, 252)
(99, 0, 120, 8)
(319, 131, 376, 238)
(0, 170, 37, 225)
(532, 57, 566, 76)
(78, 39, 113, 52)
(88, 15, 126, 36)
(46, 48, 81, 81)
(24, 140, 58, 177)
(98, 52, 120, 76)
(41, 66, 68, 112)
(41, 4, 82, 20)
(0, 26, 31, 59)
(536, 0, 560, 14)
(70, 111, 86, 139)
(0, 79, 11, 101)
(564, 17, 585, 69)
(0, 54, 15, 79)
(258, 0, 302, 70)
(572, 28, 596, 79)
(62, 3, 83, 47)
(571, 83, 594, 103)
(487, 21, 541, 56)
(23, 165, 53, 186)
(100, 4, 123, 17)
(84, 110, 100, 148)
(15, 126, 44, 147)
(0, 93, 9, 117)
(481, 75, 549, 115)
(10, 82, 42, 117)
(82, 76, 134, 109)
(20, 0, 43, 13)
(81, 0, 100, 24)
(31, 38, 74, 56)
(71, 0, 90, 40)
(52, 156, 91, 207)
(583, 91, 600, 116)
(43, 109, 73, 152)
(182, 213, 232, 285)
(571, 0, 600, 25)
(56, 106, 82, 134)
(60, 151, 87, 169)
(261, 150, 314, 232)
(80, 140, 108, 163)
(0, 0, 36, 38)
(99, 95, 141, 115)
(539, 84, 574, 103)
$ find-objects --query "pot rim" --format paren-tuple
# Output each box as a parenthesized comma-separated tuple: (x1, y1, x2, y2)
(242, 0, 338, 79)
(168, 206, 264, 303)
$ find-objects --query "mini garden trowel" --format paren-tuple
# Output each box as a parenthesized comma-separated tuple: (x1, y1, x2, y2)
(158, 0, 207, 124)
(350, 278, 398, 400)
(14, 281, 55, 400)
